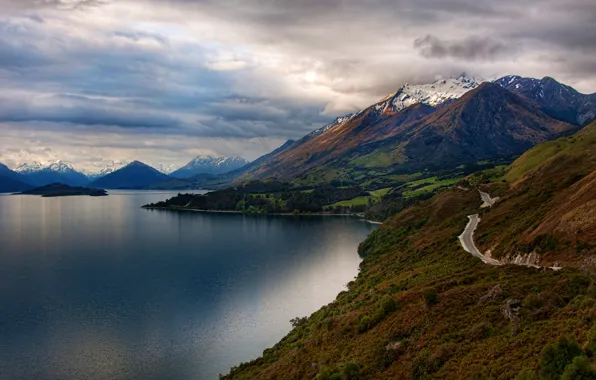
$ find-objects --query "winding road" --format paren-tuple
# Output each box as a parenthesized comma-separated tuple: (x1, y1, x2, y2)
(458, 214, 502, 265)
(459, 189, 563, 270)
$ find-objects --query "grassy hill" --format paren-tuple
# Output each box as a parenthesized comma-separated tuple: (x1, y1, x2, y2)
(222, 122, 596, 379)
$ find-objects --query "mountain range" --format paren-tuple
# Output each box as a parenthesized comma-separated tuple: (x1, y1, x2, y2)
(16, 161, 90, 187)
(170, 155, 249, 178)
(0, 154, 250, 192)
(1, 73, 595, 192)
(223, 74, 591, 186)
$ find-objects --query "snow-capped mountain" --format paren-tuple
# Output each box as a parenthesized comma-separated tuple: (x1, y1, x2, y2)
(170, 155, 250, 178)
(156, 163, 178, 175)
(83, 161, 130, 180)
(15, 161, 46, 174)
(494, 75, 596, 125)
(373, 72, 486, 114)
(305, 73, 485, 134)
(15, 160, 89, 186)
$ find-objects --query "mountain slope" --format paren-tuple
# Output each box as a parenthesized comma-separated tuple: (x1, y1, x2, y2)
(15, 161, 89, 186)
(476, 120, 596, 266)
(234, 74, 484, 182)
(494, 75, 596, 125)
(89, 161, 170, 189)
(223, 122, 596, 380)
(0, 164, 32, 192)
(171, 156, 250, 178)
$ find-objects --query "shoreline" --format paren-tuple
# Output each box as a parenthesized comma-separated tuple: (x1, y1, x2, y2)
(142, 206, 383, 224)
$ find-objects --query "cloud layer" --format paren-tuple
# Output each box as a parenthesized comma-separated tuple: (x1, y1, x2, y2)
(0, 0, 595, 170)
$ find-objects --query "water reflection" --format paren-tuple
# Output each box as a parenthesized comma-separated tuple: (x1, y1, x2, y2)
(0, 192, 375, 379)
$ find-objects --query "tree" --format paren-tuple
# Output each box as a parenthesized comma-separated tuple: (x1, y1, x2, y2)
(514, 368, 538, 380)
(541, 336, 584, 380)
(561, 356, 596, 380)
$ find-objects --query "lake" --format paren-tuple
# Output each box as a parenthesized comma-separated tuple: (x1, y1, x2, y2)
(0, 191, 376, 380)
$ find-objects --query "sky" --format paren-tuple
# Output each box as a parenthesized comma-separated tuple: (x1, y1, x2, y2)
(0, 0, 595, 173)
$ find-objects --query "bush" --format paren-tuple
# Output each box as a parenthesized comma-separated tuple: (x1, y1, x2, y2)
(381, 295, 398, 314)
(341, 362, 363, 380)
(514, 367, 538, 380)
(540, 336, 584, 380)
(316, 367, 336, 380)
(423, 288, 438, 308)
(359, 316, 372, 333)
(587, 325, 596, 357)
(561, 356, 596, 380)
(411, 349, 439, 380)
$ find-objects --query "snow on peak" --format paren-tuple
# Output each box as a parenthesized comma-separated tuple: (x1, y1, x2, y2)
(187, 155, 248, 168)
(386, 74, 486, 112)
(16, 161, 46, 173)
(156, 163, 178, 174)
(47, 160, 75, 173)
(308, 114, 354, 138)
(301, 73, 486, 139)
(84, 161, 130, 177)
(16, 160, 78, 173)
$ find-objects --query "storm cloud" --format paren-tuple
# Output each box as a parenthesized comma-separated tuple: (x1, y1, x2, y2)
(414, 35, 511, 61)
(0, 0, 595, 170)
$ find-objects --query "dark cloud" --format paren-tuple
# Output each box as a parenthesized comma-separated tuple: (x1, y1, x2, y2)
(414, 35, 511, 61)
(0, 0, 595, 167)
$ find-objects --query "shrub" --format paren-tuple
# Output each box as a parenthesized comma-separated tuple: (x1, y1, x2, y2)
(561, 356, 596, 380)
(381, 295, 398, 314)
(586, 325, 596, 357)
(514, 368, 538, 380)
(316, 367, 336, 380)
(341, 362, 363, 380)
(540, 336, 584, 380)
(359, 316, 372, 333)
(423, 288, 438, 308)
(411, 349, 439, 380)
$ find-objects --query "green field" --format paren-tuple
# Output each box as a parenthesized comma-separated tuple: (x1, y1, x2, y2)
(402, 177, 462, 198)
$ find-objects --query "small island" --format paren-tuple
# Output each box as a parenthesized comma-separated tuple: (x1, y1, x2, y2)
(19, 183, 108, 197)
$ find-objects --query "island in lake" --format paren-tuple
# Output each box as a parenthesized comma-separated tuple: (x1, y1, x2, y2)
(19, 183, 108, 197)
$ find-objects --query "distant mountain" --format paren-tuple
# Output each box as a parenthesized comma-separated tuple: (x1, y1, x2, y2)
(170, 156, 250, 178)
(84, 161, 130, 181)
(15, 160, 89, 186)
(156, 163, 178, 175)
(494, 75, 596, 125)
(0, 163, 32, 192)
(88, 161, 170, 189)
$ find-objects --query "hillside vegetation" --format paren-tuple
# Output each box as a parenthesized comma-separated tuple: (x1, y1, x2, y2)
(222, 122, 596, 379)
(477, 121, 596, 267)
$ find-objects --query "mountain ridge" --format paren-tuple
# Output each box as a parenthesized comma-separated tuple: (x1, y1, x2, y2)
(170, 155, 250, 178)
(89, 161, 170, 189)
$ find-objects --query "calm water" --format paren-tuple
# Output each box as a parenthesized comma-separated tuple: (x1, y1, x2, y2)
(0, 191, 375, 380)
